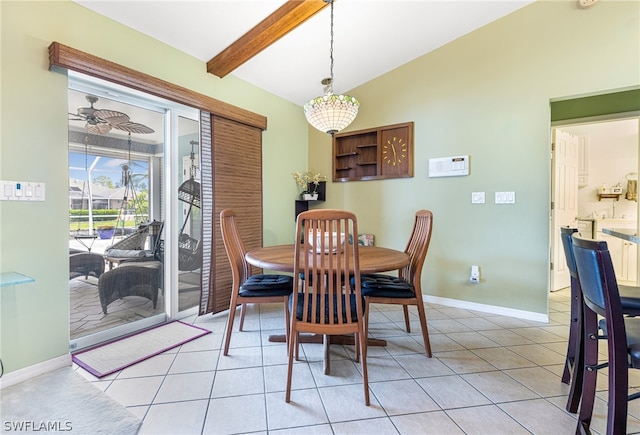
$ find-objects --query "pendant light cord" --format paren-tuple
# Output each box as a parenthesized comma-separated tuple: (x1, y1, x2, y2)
(329, 0, 334, 92)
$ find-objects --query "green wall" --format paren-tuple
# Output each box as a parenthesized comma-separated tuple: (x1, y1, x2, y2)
(1, 0, 638, 376)
(551, 89, 640, 121)
(0, 0, 307, 374)
(310, 0, 639, 314)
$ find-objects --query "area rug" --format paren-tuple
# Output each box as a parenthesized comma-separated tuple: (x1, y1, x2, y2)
(72, 320, 211, 378)
(1, 367, 141, 434)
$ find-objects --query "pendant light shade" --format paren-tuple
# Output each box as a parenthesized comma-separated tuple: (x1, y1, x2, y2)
(304, 93, 359, 135)
(304, 0, 359, 135)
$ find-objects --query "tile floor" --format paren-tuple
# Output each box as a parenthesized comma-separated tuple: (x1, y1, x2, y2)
(71, 288, 640, 434)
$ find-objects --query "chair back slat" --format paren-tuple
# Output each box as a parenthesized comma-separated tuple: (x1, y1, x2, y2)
(294, 209, 361, 327)
(400, 210, 433, 287)
(220, 209, 251, 286)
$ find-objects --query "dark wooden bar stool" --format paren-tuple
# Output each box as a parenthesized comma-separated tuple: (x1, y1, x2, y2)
(559, 227, 640, 414)
(571, 233, 640, 435)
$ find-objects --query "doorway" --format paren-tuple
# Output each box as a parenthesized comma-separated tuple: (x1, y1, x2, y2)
(68, 73, 201, 351)
(550, 116, 640, 291)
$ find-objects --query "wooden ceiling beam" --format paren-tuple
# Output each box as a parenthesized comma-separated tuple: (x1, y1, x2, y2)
(207, 0, 328, 78)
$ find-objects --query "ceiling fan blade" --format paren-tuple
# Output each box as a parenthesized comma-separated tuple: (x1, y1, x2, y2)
(207, 0, 328, 78)
(93, 109, 130, 125)
(69, 113, 85, 121)
(113, 121, 155, 134)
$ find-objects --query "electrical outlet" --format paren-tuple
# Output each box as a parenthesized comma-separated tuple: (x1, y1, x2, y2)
(470, 265, 480, 283)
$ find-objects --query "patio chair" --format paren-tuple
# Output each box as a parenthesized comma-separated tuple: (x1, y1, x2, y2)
(104, 220, 163, 268)
(97, 260, 162, 314)
(69, 249, 105, 280)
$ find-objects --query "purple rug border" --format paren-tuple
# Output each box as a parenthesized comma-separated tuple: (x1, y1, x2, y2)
(72, 320, 211, 378)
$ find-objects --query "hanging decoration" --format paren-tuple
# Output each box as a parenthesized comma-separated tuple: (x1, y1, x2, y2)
(303, 0, 359, 135)
(178, 140, 202, 271)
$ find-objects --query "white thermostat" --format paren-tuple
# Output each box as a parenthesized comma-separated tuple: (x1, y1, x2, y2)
(428, 155, 469, 177)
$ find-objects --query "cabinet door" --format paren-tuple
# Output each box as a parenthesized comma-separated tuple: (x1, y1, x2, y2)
(577, 136, 589, 187)
(598, 232, 624, 280)
(622, 241, 638, 284)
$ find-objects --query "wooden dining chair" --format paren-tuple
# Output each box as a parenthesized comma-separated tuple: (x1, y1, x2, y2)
(571, 233, 640, 435)
(286, 209, 369, 405)
(359, 210, 433, 357)
(219, 209, 293, 356)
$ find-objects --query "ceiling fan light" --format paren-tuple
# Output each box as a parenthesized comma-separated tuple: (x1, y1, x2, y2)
(304, 93, 360, 135)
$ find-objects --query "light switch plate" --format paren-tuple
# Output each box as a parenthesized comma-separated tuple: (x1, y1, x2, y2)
(471, 192, 485, 204)
(1, 180, 45, 201)
(495, 191, 515, 204)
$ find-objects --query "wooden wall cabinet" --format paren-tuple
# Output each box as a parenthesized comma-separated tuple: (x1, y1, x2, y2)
(332, 122, 414, 182)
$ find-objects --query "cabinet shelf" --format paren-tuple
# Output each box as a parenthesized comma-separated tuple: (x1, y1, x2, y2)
(598, 193, 621, 201)
(332, 122, 414, 182)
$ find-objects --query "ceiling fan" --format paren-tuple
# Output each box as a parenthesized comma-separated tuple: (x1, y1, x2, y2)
(69, 95, 154, 135)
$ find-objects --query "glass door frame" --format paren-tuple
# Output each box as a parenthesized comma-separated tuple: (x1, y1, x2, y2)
(68, 72, 200, 352)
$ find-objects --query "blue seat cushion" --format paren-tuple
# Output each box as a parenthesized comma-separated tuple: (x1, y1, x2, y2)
(239, 274, 293, 297)
(620, 285, 640, 314)
(358, 274, 415, 298)
(289, 293, 364, 323)
(621, 317, 640, 368)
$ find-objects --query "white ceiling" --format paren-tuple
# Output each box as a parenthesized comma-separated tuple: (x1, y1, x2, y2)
(73, 0, 535, 106)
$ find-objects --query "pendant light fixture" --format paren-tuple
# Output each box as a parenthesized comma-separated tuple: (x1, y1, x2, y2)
(303, 0, 359, 135)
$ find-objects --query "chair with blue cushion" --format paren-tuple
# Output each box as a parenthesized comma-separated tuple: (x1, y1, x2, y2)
(360, 210, 433, 357)
(220, 209, 294, 356)
(571, 233, 640, 435)
(560, 227, 640, 414)
(287, 209, 369, 405)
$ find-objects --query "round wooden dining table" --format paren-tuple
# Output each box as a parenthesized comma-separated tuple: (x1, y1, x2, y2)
(245, 244, 410, 274)
(245, 244, 410, 351)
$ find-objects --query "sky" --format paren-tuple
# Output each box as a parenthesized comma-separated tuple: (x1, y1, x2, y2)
(69, 152, 148, 187)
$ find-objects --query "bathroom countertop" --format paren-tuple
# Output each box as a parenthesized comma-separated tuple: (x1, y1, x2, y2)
(602, 227, 640, 244)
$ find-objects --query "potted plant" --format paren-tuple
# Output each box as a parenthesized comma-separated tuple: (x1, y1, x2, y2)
(292, 171, 326, 200)
(96, 225, 115, 240)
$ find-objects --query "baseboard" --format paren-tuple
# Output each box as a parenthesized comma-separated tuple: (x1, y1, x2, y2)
(0, 354, 71, 390)
(423, 295, 549, 323)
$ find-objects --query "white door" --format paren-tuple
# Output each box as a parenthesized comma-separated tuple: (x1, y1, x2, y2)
(551, 128, 579, 291)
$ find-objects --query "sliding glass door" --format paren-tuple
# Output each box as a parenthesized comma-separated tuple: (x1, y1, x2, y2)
(68, 73, 201, 351)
